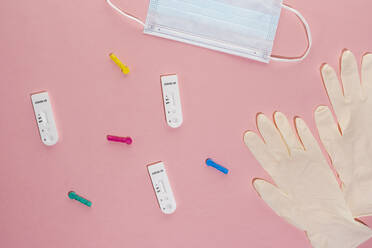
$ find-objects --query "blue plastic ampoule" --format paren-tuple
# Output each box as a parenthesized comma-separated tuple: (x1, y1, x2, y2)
(206, 158, 229, 174)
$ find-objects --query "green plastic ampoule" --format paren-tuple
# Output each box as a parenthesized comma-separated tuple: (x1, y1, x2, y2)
(68, 191, 92, 207)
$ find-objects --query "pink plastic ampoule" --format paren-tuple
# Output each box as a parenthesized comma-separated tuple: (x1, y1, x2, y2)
(107, 135, 133, 144)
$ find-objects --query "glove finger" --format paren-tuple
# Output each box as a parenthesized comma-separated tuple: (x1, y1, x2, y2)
(295, 118, 322, 155)
(244, 131, 278, 173)
(253, 179, 303, 230)
(341, 50, 363, 101)
(274, 112, 303, 153)
(257, 114, 289, 159)
(321, 64, 348, 132)
(314, 106, 342, 154)
(314, 106, 342, 165)
(362, 53, 372, 96)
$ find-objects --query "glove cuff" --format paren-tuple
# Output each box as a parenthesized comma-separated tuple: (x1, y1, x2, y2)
(307, 219, 372, 248)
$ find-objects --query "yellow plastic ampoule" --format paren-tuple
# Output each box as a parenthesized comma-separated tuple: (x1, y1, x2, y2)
(109, 53, 130, 75)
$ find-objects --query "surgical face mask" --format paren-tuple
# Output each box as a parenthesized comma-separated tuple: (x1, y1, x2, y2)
(106, 0, 312, 63)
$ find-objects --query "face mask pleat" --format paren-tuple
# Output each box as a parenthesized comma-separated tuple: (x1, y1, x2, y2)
(161, 0, 273, 32)
(155, 4, 270, 38)
(211, 0, 282, 14)
(149, 8, 270, 56)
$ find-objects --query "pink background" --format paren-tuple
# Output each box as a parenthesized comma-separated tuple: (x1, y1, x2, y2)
(1, 0, 372, 247)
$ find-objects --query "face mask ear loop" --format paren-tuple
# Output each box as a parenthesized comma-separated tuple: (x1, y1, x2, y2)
(106, 0, 146, 27)
(270, 4, 312, 62)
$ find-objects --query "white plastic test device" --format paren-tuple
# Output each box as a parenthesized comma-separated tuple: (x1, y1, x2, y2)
(147, 162, 177, 214)
(161, 74, 183, 128)
(31, 91, 59, 146)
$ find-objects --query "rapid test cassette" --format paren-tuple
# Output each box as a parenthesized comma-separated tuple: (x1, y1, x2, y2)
(161, 74, 183, 128)
(147, 162, 177, 214)
(31, 91, 59, 146)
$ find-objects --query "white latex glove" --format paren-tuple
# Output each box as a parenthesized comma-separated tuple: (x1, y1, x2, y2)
(315, 51, 372, 218)
(244, 112, 372, 248)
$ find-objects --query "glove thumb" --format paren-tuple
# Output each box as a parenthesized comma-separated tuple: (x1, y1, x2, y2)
(253, 179, 303, 230)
